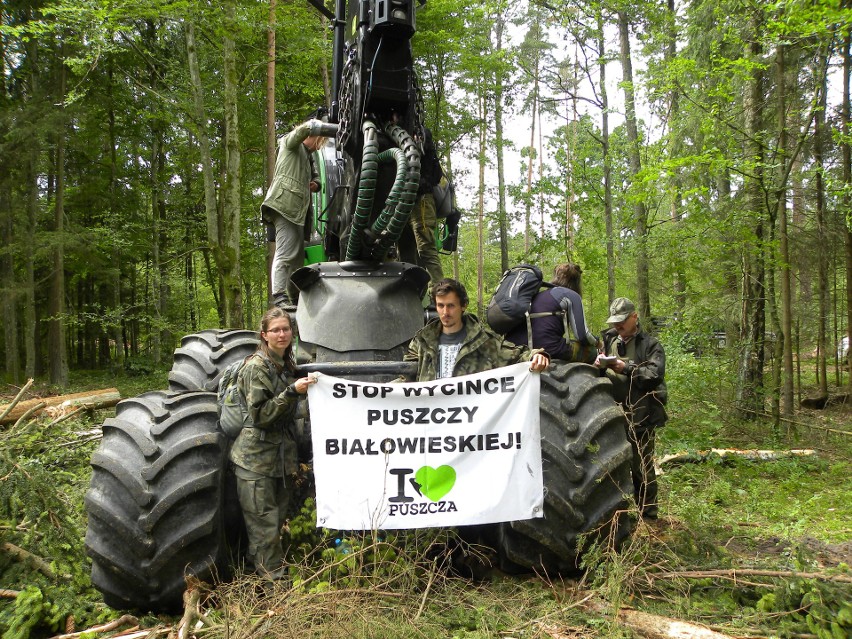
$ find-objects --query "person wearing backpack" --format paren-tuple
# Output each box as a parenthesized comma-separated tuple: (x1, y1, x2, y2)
(505, 263, 599, 364)
(229, 307, 317, 580)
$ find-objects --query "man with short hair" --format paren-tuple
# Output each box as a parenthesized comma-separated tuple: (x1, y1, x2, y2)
(596, 297, 668, 519)
(404, 278, 549, 382)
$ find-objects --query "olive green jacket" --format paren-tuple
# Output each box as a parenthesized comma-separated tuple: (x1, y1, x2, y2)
(403, 313, 544, 382)
(261, 122, 319, 226)
(229, 351, 299, 477)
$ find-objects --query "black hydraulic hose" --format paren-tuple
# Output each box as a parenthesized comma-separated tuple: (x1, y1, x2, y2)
(345, 120, 379, 261)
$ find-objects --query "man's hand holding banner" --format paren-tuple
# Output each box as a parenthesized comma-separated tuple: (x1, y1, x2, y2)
(307, 362, 543, 530)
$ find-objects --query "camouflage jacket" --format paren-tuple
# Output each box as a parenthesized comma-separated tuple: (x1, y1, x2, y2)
(260, 122, 319, 226)
(229, 351, 299, 477)
(403, 313, 543, 381)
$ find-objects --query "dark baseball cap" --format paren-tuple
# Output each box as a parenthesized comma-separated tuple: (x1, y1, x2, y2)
(607, 297, 636, 324)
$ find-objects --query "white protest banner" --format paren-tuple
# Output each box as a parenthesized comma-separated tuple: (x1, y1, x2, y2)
(307, 362, 543, 530)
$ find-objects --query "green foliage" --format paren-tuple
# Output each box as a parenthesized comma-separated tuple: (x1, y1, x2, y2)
(0, 586, 64, 639)
(0, 417, 110, 637)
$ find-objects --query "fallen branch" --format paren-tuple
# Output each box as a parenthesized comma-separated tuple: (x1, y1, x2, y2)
(47, 615, 139, 639)
(753, 410, 852, 436)
(11, 402, 46, 431)
(0, 589, 20, 599)
(584, 599, 735, 639)
(659, 449, 816, 467)
(0, 379, 34, 422)
(0, 541, 57, 579)
(648, 568, 852, 585)
(0, 388, 121, 425)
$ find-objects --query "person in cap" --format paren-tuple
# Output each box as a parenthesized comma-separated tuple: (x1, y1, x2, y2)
(595, 297, 668, 519)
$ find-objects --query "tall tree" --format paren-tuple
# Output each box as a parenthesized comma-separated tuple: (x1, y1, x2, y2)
(48, 39, 69, 388)
(735, 8, 767, 419)
(617, 9, 651, 320)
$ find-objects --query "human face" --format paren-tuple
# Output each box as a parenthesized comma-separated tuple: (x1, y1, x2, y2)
(262, 317, 293, 356)
(303, 136, 323, 152)
(610, 312, 639, 340)
(435, 292, 466, 334)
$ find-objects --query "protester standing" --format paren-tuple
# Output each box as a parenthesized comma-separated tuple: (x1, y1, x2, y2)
(230, 307, 317, 579)
(595, 297, 668, 519)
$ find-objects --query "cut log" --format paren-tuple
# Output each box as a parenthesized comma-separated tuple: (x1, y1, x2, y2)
(658, 449, 816, 468)
(584, 600, 735, 639)
(0, 388, 121, 425)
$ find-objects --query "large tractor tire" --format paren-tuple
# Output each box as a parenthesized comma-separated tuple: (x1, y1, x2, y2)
(168, 329, 259, 392)
(84, 391, 233, 612)
(492, 362, 634, 574)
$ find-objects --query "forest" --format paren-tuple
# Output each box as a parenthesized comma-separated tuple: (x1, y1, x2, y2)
(0, 0, 850, 637)
(0, 0, 850, 420)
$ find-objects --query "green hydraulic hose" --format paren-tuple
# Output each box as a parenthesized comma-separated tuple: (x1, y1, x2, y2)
(368, 146, 407, 242)
(371, 123, 421, 259)
(345, 120, 379, 261)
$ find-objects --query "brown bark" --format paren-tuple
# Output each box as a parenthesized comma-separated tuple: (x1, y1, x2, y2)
(584, 600, 735, 639)
(0, 388, 121, 425)
(1, 541, 58, 579)
(494, 10, 509, 273)
(735, 11, 766, 419)
(597, 12, 615, 304)
(221, 0, 244, 327)
(777, 41, 794, 416)
(46, 615, 139, 639)
(617, 11, 650, 320)
(48, 39, 69, 388)
(843, 28, 852, 391)
(266, 0, 277, 302)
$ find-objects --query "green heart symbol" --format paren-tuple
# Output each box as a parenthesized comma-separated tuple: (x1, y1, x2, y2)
(415, 465, 456, 502)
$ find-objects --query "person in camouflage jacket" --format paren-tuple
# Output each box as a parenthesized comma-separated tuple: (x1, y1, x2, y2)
(261, 119, 327, 305)
(230, 307, 316, 579)
(403, 278, 549, 381)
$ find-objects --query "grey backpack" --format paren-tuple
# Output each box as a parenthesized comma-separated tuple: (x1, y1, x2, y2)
(217, 355, 277, 438)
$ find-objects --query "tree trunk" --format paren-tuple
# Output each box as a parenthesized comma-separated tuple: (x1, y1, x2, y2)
(266, 0, 277, 303)
(843, 27, 852, 390)
(186, 20, 226, 327)
(106, 60, 125, 370)
(814, 46, 829, 398)
(494, 11, 508, 274)
(777, 42, 794, 415)
(735, 12, 766, 419)
(666, 0, 685, 315)
(0, 24, 19, 384)
(598, 13, 615, 305)
(617, 11, 650, 320)
(476, 92, 487, 316)
(524, 87, 536, 257)
(221, 0, 244, 328)
(48, 41, 69, 389)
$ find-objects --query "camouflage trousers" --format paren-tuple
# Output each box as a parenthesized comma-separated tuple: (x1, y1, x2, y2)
(234, 465, 290, 577)
(410, 193, 444, 285)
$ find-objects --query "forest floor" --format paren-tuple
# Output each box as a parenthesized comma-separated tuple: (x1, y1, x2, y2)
(0, 356, 850, 639)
